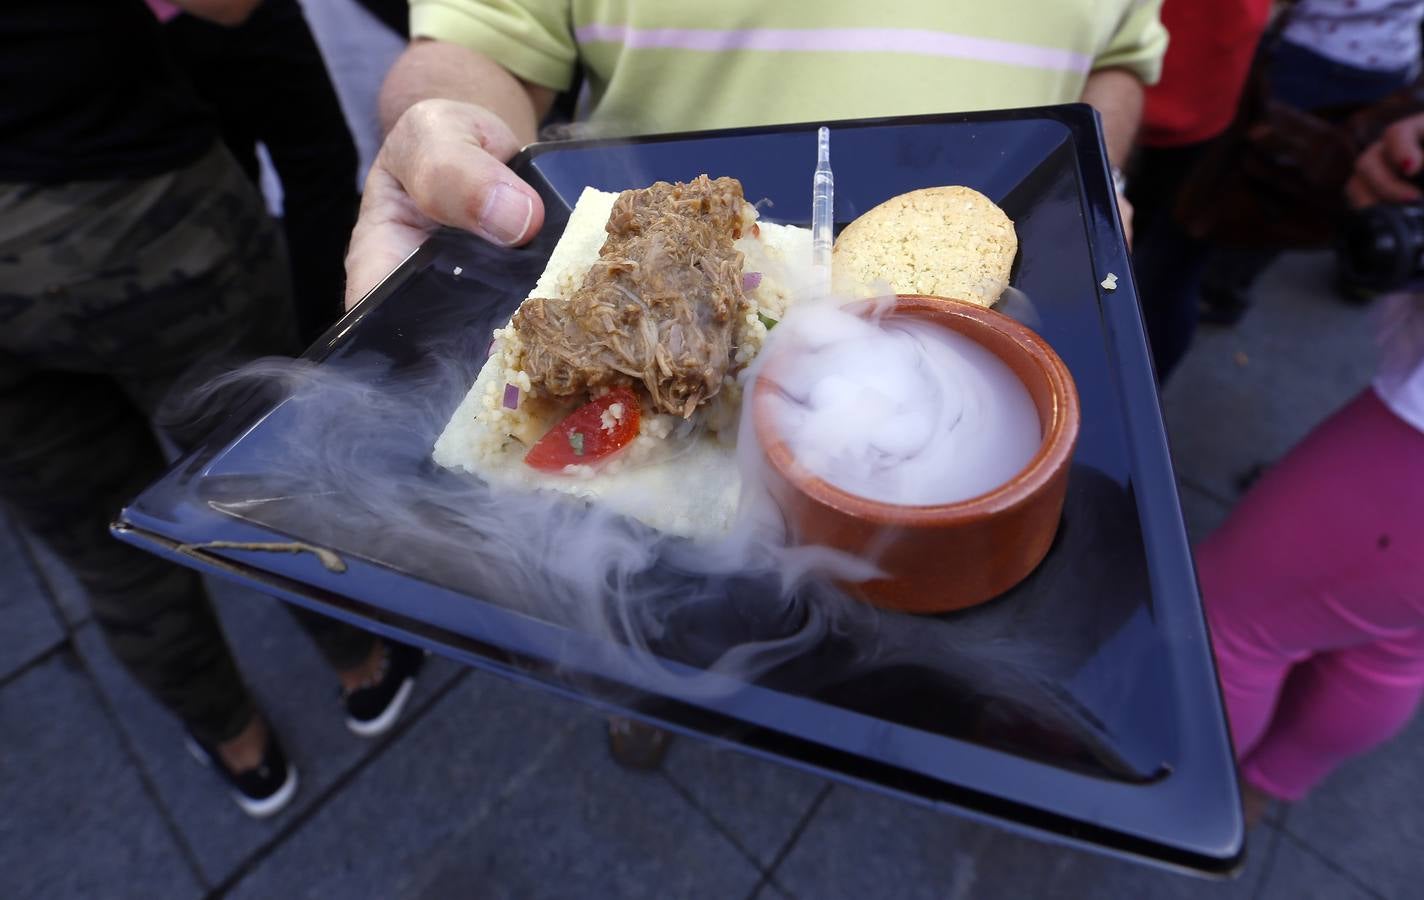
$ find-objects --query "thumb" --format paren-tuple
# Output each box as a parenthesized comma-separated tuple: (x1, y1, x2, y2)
(384, 99, 545, 247)
(344, 164, 438, 309)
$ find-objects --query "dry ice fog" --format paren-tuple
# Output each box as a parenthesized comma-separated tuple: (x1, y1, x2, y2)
(758, 297, 1040, 505)
(176, 250, 1086, 723)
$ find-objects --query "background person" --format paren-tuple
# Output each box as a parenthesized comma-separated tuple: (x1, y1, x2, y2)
(1197, 111, 1424, 823)
(1196, 0, 1424, 326)
(0, 0, 422, 818)
(1126, 0, 1274, 380)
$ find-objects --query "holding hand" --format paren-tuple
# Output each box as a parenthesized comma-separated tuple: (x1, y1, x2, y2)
(1116, 191, 1134, 249)
(344, 99, 545, 309)
(1347, 112, 1424, 210)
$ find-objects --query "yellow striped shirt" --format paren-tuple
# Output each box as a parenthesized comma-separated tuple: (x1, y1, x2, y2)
(411, 1, 1166, 135)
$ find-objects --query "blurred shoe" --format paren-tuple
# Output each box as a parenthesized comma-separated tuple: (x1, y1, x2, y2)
(186, 729, 298, 819)
(1243, 782, 1276, 828)
(343, 640, 426, 737)
(1333, 277, 1379, 306)
(607, 716, 673, 771)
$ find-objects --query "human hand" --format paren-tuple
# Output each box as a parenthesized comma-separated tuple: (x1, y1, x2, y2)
(345, 99, 545, 309)
(1346, 112, 1424, 210)
(169, 0, 262, 27)
(1116, 191, 1134, 249)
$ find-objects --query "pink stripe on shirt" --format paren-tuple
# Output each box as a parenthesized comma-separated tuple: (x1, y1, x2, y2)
(573, 25, 1093, 74)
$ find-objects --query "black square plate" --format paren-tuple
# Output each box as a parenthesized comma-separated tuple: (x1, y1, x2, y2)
(115, 106, 1244, 875)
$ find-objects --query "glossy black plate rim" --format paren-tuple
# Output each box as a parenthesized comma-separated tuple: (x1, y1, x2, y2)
(116, 105, 1244, 876)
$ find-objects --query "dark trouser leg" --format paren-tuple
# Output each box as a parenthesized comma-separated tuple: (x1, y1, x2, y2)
(1197, 246, 1279, 325)
(0, 366, 254, 747)
(1136, 220, 1211, 381)
(1127, 143, 1213, 382)
(104, 147, 377, 676)
(287, 608, 376, 672)
(0, 145, 373, 736)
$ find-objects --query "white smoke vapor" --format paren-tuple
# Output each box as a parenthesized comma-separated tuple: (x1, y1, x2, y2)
(175, 342, 870, 699)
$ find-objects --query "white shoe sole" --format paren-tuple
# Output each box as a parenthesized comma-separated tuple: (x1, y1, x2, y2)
(184, 736, 300, 819)
(345, 675, 415, 738)
(237, 766, 298, 819)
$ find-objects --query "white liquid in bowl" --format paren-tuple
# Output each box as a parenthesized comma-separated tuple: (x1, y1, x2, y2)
(763, 308, 1042, 505)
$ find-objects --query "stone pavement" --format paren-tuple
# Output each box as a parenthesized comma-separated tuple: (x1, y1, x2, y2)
(3, 249, 1418, 899)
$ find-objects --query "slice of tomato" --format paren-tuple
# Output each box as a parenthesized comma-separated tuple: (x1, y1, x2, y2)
(523, 386, 641, 472)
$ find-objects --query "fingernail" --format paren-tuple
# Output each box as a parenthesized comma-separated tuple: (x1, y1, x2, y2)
(477, 183, 533, 246)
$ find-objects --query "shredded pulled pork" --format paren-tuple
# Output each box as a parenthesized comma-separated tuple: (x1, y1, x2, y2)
(513, 175, 751, 417)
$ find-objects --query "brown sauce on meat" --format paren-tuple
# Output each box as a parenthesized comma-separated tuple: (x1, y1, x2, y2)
(513, 175, 750, 417)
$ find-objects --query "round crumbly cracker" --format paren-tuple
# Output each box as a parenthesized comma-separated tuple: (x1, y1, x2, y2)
(833, 186, 1017, 307)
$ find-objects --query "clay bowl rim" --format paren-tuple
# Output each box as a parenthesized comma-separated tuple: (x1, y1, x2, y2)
(751, 293, 1081, 528)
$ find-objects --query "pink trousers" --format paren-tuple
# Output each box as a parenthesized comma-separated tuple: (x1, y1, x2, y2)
(1197, 388, 1424, 801)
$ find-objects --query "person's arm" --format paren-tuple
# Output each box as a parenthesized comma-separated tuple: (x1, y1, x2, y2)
(1081, 0, 1163, 246)
(345, 0, 579, 306)
(346, 41, 558, 308)
(379, 39, 555, 143)
(1081, 67, 1144, 170)
(1081, 67, 1146, 245)
(168, 0, 262, 27)
(1346, 112, 1424, 208)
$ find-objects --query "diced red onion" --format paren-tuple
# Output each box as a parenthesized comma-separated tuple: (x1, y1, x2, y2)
(503, 383, 520, 410)
(743, 272, 762, 291)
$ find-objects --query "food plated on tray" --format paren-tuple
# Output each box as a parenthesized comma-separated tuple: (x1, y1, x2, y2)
(434, 175, 811, 537)
(433, 166, 1075, 609)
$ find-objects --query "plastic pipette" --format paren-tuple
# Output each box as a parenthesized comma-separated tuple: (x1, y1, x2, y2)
(811, 126, 834, 299)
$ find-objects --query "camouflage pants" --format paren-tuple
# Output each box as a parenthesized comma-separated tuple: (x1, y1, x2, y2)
(0, 144, 374, 745)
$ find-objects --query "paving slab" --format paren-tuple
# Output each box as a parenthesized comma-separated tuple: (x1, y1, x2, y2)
(1257, 833, 1383, 900)
(955, 822, 1279, 900)
(0, 653, 204, 900)
(1161, 251, 1376, 503)
(661, 734, 829, 868)
(0, 520, 65, 682)
(773, 785, 991, 900)
(776, 780, 1281, 900)
(227, 674, 763, 900)
(14, 528, 91, 628)
(402, 722, 766, 900)
(1176, 481, 1231, 545)
(752, 879, 795, 899)
(72, 577, 462, 886)
(225, 672, 583, 900)
(1226, 251, 1379, 378)
(1279, 711, 1424, 900)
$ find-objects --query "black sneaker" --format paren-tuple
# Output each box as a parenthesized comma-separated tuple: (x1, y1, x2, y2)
(343, 640, 426, 737)
(185, 729, 298, 819)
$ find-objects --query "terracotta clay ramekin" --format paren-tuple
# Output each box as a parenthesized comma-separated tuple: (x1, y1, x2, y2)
(751, 294, 1080, 614)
